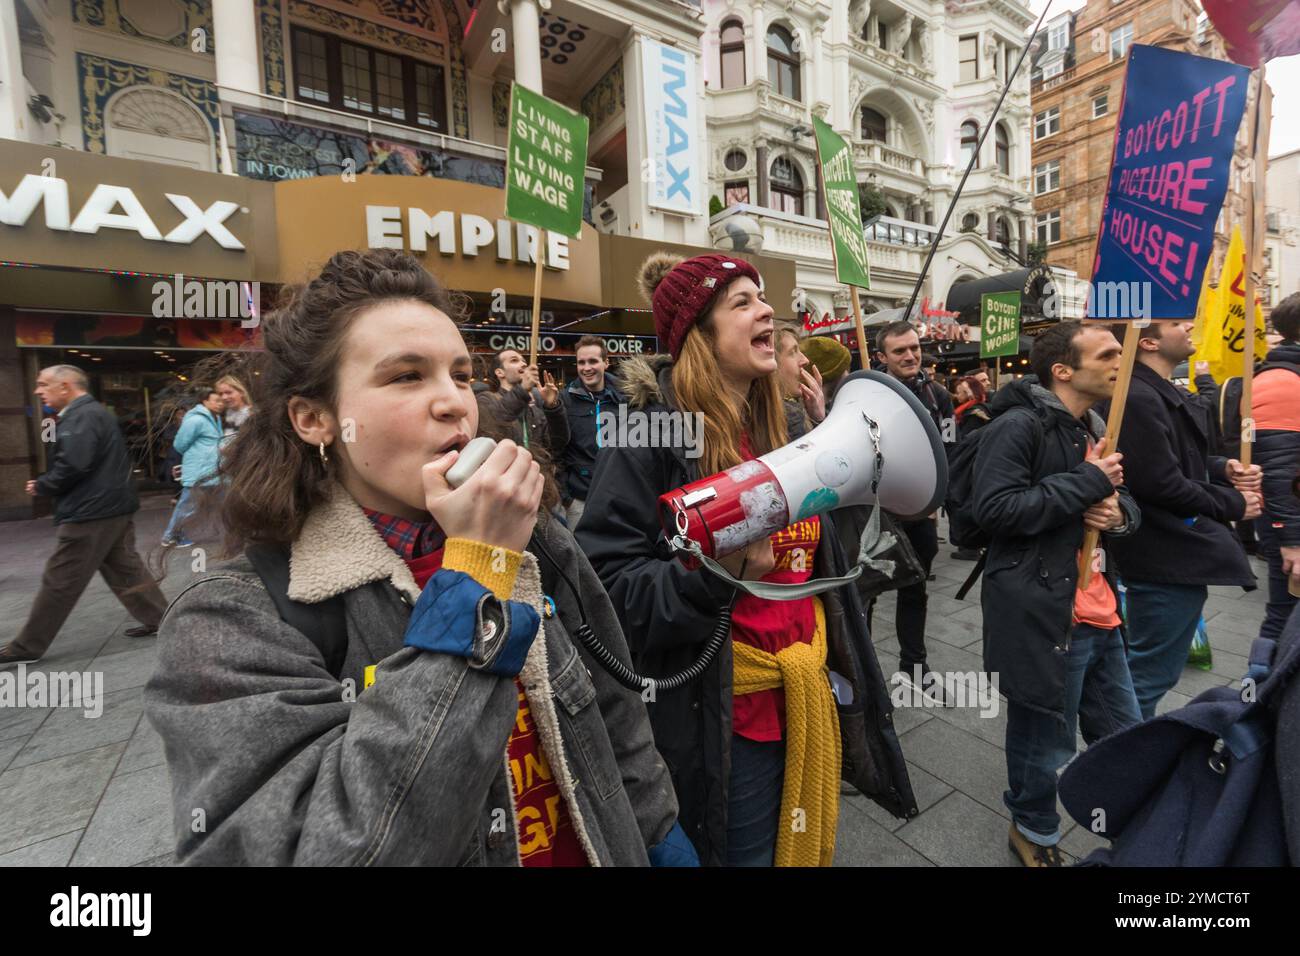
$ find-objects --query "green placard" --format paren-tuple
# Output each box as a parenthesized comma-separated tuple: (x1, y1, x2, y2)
(812, 116, 871, 289)
(980, 292, 1022, 358)
(505, 83, 589, 239)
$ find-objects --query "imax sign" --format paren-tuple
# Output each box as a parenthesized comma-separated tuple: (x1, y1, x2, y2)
(0, 174, 245, 249)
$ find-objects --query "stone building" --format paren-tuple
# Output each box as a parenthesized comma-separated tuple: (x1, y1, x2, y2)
(698, 0, 1037, 332)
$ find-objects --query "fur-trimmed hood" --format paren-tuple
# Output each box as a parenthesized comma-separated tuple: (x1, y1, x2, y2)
(616, 354, 675, 411)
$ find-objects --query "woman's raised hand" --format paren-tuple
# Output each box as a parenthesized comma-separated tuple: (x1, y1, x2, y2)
(422, 439, 543, 554)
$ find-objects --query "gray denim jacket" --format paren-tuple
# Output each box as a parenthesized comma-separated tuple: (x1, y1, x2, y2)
(143, 484, 677, 865)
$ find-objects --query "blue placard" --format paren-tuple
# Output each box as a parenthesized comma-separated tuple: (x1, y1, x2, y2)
(1088, 45, 1249, 320)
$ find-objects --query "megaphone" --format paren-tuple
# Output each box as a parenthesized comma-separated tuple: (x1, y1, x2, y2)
(659, 370, 949, 561)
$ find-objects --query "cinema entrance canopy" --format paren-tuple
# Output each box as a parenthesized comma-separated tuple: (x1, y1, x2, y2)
(0, 139, 795, 330)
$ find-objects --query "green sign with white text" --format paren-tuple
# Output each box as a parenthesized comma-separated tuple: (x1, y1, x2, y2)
(505, 83, 589, 238)
(980, 291, 1022, 358)
(812, 116, 871, 289)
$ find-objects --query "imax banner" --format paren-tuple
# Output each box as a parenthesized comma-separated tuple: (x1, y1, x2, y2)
(641, 37, 700, 216)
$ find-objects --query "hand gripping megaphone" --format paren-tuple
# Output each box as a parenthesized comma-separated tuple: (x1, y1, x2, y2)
(659, 370, 949, 565)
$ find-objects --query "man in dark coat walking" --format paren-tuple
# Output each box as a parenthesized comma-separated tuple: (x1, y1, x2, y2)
(972, 322, 1142, 866)
(2, 365, 168, 667)
(873, 320, 956, 702)
(1103, 321, 1260, 719)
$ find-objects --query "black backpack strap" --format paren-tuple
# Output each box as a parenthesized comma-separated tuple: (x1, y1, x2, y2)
(245, 542, 349, 679)
(954, 552, 986, 600)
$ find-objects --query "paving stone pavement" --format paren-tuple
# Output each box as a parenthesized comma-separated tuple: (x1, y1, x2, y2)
(0, 499, 1272, 866)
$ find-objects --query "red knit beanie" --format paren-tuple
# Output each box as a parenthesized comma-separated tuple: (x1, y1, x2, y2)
(637, 252, 762, 360)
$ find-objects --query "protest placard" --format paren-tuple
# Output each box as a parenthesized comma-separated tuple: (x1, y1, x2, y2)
(505, 83, 589, 239)
(1088, 45, 1249, 319)
(812, 117, 871, 290)
(980, 292, 1021, 359)
(505, 82, 588, 368)
(811, 117, 873, 359)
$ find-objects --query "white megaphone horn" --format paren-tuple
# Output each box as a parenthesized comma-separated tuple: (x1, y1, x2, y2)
(658, 370, 949, 562)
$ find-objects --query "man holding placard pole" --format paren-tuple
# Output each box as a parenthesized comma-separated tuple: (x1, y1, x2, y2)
(1079, 43, 1260, 719)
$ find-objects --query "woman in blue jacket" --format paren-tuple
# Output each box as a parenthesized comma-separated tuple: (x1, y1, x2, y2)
(161, 389, 225, 547)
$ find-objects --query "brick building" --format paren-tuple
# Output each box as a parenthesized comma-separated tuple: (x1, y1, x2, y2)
(1029, 0, 1251, 283)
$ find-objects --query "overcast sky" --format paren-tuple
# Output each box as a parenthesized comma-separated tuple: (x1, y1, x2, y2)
(1026, 0, 1299, 157)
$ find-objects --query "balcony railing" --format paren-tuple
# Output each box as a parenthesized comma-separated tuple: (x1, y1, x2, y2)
(709, 204, 935, 274)
(847, 35, 935, 82)
(853, 140, 921, 176)
(1031, 66, 1076, 94)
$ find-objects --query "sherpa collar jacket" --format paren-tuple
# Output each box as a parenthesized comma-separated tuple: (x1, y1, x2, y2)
(144, 483, 677, 865)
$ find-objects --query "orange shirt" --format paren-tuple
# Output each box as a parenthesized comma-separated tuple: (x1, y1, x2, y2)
(1251, 367, 1300, 432)
(1073, 547, 1121, 628)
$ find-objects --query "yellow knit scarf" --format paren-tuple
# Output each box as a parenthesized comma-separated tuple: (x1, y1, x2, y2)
(731, 597, 841, 867)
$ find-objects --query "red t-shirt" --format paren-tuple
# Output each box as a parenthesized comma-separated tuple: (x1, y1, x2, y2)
(729, 435, 821, 741)
(405, 550, 587, 866)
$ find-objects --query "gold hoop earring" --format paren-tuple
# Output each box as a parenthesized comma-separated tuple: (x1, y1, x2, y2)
(319, 441, 329, 465)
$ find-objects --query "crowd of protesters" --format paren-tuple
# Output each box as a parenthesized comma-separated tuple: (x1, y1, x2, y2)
(5, 246, 1297, 867)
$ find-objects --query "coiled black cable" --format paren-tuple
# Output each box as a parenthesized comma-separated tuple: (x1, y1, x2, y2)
(530, 530, 740, 695)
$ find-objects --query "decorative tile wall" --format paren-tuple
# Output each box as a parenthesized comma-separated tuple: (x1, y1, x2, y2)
(581, 58, 623, 132)
(76, 52, 220, 153)
(72, 0, 214, 54)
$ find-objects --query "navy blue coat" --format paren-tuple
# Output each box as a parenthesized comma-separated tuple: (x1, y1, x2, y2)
(1102, 362, 1255, 588)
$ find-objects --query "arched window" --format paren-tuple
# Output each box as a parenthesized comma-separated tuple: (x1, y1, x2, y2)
(105, 87, 215, 171)
(766, 25, 801, 101)
(770, 156, 804, 215)
(860, 106, 887, 142)
(960, 120, 979, 166)
(719, 18, 745, 89)
(995, 122, 1010, 174)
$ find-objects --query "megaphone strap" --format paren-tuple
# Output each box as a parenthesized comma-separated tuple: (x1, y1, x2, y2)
(669, 496, 898, 602)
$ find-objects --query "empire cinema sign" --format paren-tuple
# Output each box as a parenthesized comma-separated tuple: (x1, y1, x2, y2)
(365, 205, 571, 270)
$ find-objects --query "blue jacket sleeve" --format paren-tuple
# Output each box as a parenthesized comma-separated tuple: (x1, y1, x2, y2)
(404, 569, 540, 677)
(172, 414, 200, 456)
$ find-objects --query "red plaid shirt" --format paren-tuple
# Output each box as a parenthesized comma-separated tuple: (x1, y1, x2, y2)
(362, 508, 445, 559)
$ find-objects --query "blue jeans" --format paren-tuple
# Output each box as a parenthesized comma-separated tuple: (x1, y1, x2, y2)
(1256, 521, 1296, 643)
(1004, 623, 1141, 845)
(726, 734, 785, 867)
(1123, 580, 1208, 719)
(162, 486, 197, 544)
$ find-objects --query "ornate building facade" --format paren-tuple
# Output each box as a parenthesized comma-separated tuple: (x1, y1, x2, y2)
(698, 0, 1037, 329)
